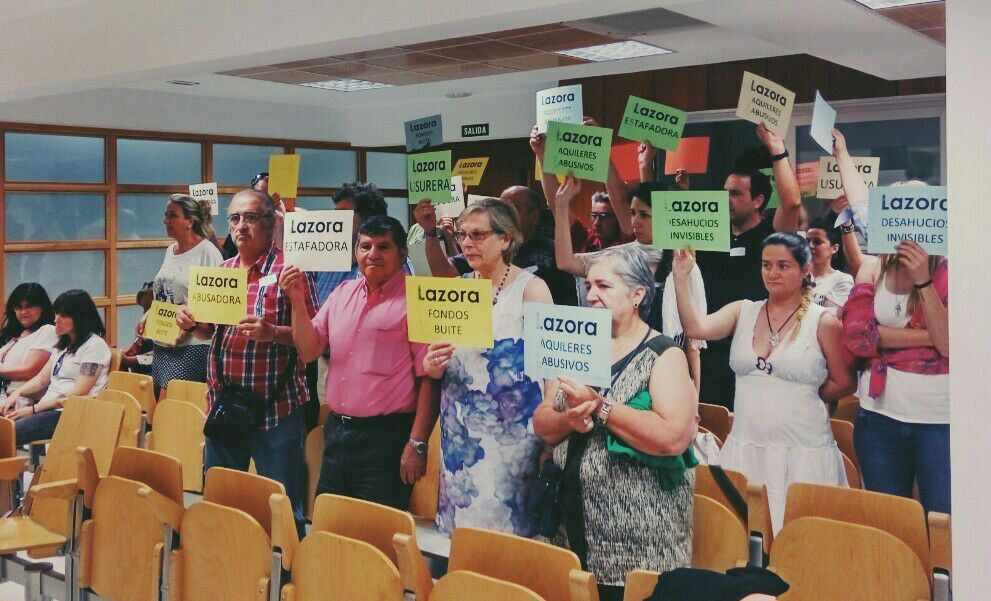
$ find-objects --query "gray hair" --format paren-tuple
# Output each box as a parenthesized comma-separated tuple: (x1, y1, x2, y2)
(169, 193, 215, 239)
(459, 197, 522, 264)
(586, 244, 655, 320)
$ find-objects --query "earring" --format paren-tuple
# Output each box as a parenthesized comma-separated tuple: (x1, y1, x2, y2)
(633, 302, 640, 309)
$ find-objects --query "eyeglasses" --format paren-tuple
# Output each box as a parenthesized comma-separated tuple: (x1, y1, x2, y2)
(590, 212, 615, 221)
(454, 229, 496, 243)
(228, 212, 267, 226)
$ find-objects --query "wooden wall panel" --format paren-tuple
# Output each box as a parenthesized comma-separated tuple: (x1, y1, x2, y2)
(653, 65, 708, 112)
(560, 76, 604, 125)
(898, 77, 946, 96)
(602, 71, 654, 130)
(828, 63, 899, 100)
(765, 55, 833, 103)
(706, 59, 768, 109)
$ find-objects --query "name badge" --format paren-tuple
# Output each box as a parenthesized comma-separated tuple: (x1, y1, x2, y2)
(729, 247, 746, 257)
(258, 274, 278, 287)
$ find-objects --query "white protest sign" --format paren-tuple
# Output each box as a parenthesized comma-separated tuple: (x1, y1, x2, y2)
(523, 302, 612, 387)
(283, 210, 354, 272)
(407, 241, 432, 276)
(817, 157, 880, 200)
(536, 84, 583, 133)
(735, 72, 795, 137)
(435, 176, 465, 219)
(189, 182, 219, 215)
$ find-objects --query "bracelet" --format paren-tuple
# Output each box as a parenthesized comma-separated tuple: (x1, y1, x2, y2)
(839, 223, 856, 234)
(182, 324, 197, 333)
(914, 279, 933, 290)
(770, 149, 789, 162)
(31, 404, 36, 414)
(424, 229, 440, 239)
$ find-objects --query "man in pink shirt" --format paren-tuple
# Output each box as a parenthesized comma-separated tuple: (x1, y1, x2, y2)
(280, 215, 440, 509)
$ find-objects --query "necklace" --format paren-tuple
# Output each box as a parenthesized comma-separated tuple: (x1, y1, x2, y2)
(765, 301, 802, 348)
(893, 269, 909, 317)
(478, 264, 511, 306)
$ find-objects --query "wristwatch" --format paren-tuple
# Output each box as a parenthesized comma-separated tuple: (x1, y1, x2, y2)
(770, 149, 790, 162)
(423, 228, 440, 239)
(595, 400, 616, 426)
(839, 223, 856, 235)
(408, 438, 428, 454)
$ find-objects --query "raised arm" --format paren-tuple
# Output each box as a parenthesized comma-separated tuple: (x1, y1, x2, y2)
(551, 175, 589, 277)
(758, 124, 800, 232)
(833, 130, 870, 208)
(672, 250, 742, 341)
(280, 265, 327, 363)
(638, 141, 658, 183)
(584, 116, 632, 237)
(530, 125, 562, 209)
(412, 200, 459, 278)
(816, 312, 857, 402)
(899, 240, 949, 356)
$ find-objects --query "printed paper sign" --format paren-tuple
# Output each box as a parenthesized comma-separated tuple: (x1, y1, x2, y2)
(735, 72, 796, 137)
(268, 155, 301, 199)
(145, 301, 182, 345)
(408, 150, 453, 205)
(188, 266, 248, 325)
(523, 303, 611, 387)
(759, 168, 780, 210)
(283, 210, 354, 272)
(651, 191, 731, 252)
(536, 84, 583, 133)
(189, 183, 219, 216)
(405, 114, 443, 151)
(796, 161, 820, 197)
(535, 157, 565, 184)
(452, 157, 489, 186)
(810, 91, 837, 153)
(542, 121, 613, 183)
(817, 157, 880, 200)
(407, 242, 432, 277)
(406, 276, 493, 348)
(618, 95, 686, 151)
(867, 186, 947, 255)
(436, 177, 465, 219)
(664, 137, 710, 175)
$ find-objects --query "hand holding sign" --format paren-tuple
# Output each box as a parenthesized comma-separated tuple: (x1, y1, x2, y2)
(279, 265, 309, 306)
(552, 174, 582, 213)
(423, 342, 455, 379)
(896, 239, 934, 285)
(237, 316, 275, 342)
(529, 125, 546, 160)
(556, 376, 603, 433)
(671, 249, 697, 280)
(413, 199, 438, 233)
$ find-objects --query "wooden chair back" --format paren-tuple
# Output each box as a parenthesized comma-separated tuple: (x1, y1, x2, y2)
(172, 501, 272, 601)
(830, 419, 858, 471)
(771, 517, 929, 601)
(695, 465, 774, 553)
(27, 397, 123, 546)
(623, 570, 660, 601)
(283, 531, 404, 601)
(146, 399, 206, 492)
(832, 395, 859, 424)
(408, 421, 441, 519)
(692, 494, 748, 572)
(698, 403, 732, 442)
(431, 571, 546, 601)
(783, 482, 930, 572)
(203, 467, 284, 537)
(108, 446, 183, 505)
(0, 417, 14, 515)
(163, 379, 209, 412)
(107, 371, 156, 424)
(95, 388, 144, 447)
(448, 527, 582, 601)
(108, 348, 122, 373)
(303, 426, 323, 520)
(840, 453, 861, 489)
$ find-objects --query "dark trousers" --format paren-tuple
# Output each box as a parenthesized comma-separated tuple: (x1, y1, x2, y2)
(204, 408, 307, 535)
(15, 409, 61, 446)
(699, 341, 735, 410)
(854, 408, 951, 516)
(598, 585, 624, 601)
(317, 412, 416, 510)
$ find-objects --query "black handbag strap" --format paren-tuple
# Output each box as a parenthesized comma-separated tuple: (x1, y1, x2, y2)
(212, 325, 298, 399)
(709, 463, 749, 524)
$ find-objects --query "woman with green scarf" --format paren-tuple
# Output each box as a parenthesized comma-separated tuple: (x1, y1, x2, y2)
(534, 244, 699, 601)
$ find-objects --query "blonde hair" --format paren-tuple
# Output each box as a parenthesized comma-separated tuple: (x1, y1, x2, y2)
(169, 193, 215, 239)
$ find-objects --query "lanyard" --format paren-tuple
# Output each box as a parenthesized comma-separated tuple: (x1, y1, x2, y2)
(53, 352, 67, 377)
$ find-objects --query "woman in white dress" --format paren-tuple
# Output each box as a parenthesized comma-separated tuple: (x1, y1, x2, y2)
(673, 231, 856, 531)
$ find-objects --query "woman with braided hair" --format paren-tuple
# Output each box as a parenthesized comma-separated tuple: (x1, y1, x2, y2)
(672, 231, 855, 531)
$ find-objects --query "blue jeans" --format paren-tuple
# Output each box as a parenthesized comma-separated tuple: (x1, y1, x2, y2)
(204, 408, 306, 535)
(14, 409, 61, 446)
(854, 408, 951, 516)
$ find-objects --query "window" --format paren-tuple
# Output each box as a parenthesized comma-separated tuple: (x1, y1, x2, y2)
(117, 249, 166, 296)
(118, 194, 172, 240)
(5, 193, 105, 242)
(296, 148, 358, 188)
(385, 197, 410, 230)
(366, 152, 407, 189)
(4, 132, 104, 183)
(294, 196, 335, 212)
(5, 250, 106, 299)
(117, 139, 202, 184)
(213, 144, 283, 186)
(117, 305, 146, 346)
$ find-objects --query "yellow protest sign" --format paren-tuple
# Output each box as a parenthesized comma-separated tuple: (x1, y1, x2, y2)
(406, 276, 493, 348)
(453, 157, 489, 186)
(144, 301, 182, 345)
(188, 266, 248, 325)
(535, 157, 565, 184)
(268, 154, 301, 199)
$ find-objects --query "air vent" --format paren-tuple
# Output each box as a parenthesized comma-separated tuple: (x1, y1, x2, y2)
(576, 8, 712, 37)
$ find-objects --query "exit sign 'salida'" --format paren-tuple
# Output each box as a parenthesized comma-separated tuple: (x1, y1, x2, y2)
(461, 123, 489, 138)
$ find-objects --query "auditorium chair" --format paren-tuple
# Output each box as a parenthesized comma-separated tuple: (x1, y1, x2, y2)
(303, 418, 325, 520)
(623, 570, 659, 601)
(146, 398, 206, 492)
(107, 371, 157, 424)
(693, 494, 749, 571)
(832, 395, 859, 424)
(694, 465, 773, 563)
(95, 388, 147, 447)
(768, 516, 930, 600)
(271, 494, 406, 600)
(432, 570, 547, 600)
(697, 403, 732, 443)
(408, 421, 441, 520)
(445, 526, 597, 601)
(77, 446, 183, 601)
(829, 418, 861, 487)
(162, 379, 209, 413)
(0, 416, 16, 515)
(108, 348, 123, 373)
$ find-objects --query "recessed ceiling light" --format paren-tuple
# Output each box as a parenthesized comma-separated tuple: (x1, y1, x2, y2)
(852, 0, 938, 8)
(445, 91, 472, 99)
(556, 40, 672, 62)
(300, 79, 394, 92)
(167, 80, 200, 86)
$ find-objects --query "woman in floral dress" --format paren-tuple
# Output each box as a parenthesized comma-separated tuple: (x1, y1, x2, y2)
(423, 198, 553, 537)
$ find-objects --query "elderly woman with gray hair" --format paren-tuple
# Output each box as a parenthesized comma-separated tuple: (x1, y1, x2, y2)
(534, 244, 699, 601)
(423, 197, 554, 538)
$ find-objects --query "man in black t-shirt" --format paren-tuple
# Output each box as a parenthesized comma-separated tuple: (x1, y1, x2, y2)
(694, 124, 802, 409)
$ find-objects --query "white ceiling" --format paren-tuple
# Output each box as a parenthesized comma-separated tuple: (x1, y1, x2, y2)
(0, 0, 944, 143)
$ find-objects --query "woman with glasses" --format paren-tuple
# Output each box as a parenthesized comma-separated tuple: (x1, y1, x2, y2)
(422, 197, 554, 538)
(0, 283, 57, 402)
(3, 289, 111, 445)
(138, 193, 222, 395)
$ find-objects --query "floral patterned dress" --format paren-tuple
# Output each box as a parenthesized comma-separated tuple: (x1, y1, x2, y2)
(437, 271, 544, 537)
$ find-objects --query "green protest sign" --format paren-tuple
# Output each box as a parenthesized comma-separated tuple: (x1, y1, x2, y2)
(407, 150, 452, 205)
(618, 96, 686, 151)
(543, 121, 613, 183)
(759, 167, 780, 209)
(651, 191, 730, 252)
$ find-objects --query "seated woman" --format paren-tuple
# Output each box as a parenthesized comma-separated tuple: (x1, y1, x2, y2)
(3, 289, 112, 445)
(534, 245, 698, 601)
(673, 232, 856, 532)
(0, 283, 57, 401)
